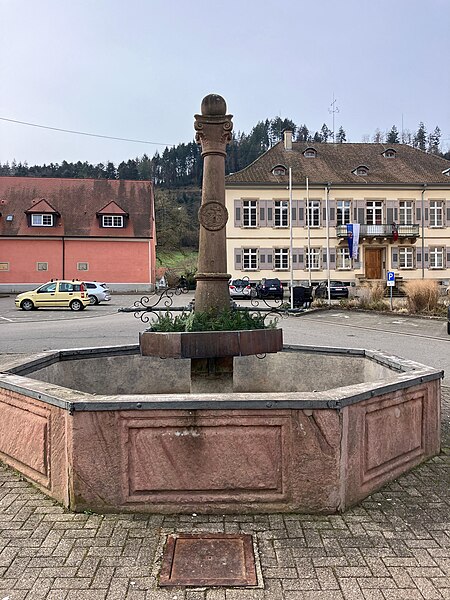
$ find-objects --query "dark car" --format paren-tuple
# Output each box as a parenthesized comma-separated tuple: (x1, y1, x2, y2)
(256, 278, 284, 299)
(314, 280, 349, 299)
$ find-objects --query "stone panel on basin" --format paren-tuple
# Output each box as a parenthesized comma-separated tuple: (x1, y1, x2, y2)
(121, 415, 288, 503)
(364, 396, 423, 479)
(0, 391, 49, 486)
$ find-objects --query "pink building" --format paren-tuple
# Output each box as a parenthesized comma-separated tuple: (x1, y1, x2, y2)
(0, 177, 156, 292)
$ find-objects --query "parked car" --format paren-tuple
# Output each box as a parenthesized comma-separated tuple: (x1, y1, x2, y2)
(83, 281, 111, 305)
(15, 280, 90, 311)
(256, 278, 284, 299)
(229, 278, 253, 299)
(314, 280, 349, 300)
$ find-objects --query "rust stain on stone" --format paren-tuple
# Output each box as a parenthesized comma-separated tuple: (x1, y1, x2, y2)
(159, 533, 257, 587)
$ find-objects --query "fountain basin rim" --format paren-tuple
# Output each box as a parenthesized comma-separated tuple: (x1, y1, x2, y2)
(0, 344, 443, 414)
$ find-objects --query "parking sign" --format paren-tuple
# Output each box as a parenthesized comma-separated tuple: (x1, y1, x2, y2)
(387, 271, 395, 287)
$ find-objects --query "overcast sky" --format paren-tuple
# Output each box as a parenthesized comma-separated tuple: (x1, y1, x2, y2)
(1, 0, 449, 166)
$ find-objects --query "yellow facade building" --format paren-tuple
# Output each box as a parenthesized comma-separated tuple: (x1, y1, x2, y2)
(225, 131, 450, 288)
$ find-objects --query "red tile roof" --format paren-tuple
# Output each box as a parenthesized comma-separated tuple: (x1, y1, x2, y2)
(0, 177, 154, 238)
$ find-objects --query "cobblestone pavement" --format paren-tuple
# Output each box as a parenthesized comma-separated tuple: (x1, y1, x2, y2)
(1, 390, 449, 600)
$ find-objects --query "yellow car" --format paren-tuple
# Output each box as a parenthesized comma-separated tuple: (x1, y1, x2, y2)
(15, 280, 90, 311)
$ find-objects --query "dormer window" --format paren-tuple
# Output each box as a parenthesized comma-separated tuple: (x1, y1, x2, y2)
(383, 148, 397, 158)
(303, 147, 317, 158)
(272, 165, 287, 176)
(25, 198, 59, 227)
(31, 214, 54, 227)
(442, 168, 450, 176)
(353, 165, 369, 176)
(102, 215, 124, 228)
(97, 200, 129, 228)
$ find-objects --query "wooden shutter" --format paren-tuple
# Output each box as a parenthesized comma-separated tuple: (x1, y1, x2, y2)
(259, 200, 267, 227)
(445, 206, 450, 226)
(357, 207, 365, 224)
(424, 247, 429, 268)
(322, 250, 327, 267)
(386, 200, 394, 225)
(329, 251, 336, 269)
(234, 248, 242, 269)
(322, 206, 326, 225)
(328, 200, 336, 227)
(234, 200, 242, 227)
(416, 207, 421, 222)
(424, 204, 429, 227)
(298, 200, 305, 226)
(291, 200, 298, 226)
(266, 201, 274, 227)
(394, 200, 399, 222)
(416, 249, 422, 268)
(447, 247, 450, 267)
(259, 248, 271, 268)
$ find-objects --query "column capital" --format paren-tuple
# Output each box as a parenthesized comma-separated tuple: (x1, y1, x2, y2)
(194, 113, 233, 157)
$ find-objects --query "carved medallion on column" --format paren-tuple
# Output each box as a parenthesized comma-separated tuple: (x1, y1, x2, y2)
(198, 201, 228, 231)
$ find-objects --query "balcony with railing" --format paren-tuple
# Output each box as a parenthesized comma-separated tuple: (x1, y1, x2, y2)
(336, 224, 420, 239)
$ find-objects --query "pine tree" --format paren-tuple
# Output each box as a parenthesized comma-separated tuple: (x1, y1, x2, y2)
(427, 126, 441, 154)
(413, 122, 427, 151)
(386, 125, 400, 144)
(336, 126, 346, 143)
(296, 124, 310, 142)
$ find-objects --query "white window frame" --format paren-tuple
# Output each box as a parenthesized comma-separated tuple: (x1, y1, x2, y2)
(274, 248, 289, 270)
(429, 246, 444, 269)
(305, 248, 321, 270)
(336, 200, 351, 226)
(429, 201, 443, 228)
(274, 201, 289, 228)
(398, 247, 415, 269)
(307, 200, 321, 228)
(366, 201, 383, 225)
(336, 247, 351, 270)
(242, 200, 258, 228)
(31, 214, 53, 227)
(102, 215, 124, 228)
(399, 201, 413, 226)
(242, 248, 258, 270)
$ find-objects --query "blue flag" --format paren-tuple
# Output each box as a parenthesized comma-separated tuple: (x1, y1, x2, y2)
(347, 224, 353, 257)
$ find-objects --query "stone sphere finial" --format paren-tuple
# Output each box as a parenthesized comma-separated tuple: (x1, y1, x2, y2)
(201, 94, 227, 116)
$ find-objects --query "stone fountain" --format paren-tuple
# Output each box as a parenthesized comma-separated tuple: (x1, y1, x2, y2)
(0, 95, 442, 515)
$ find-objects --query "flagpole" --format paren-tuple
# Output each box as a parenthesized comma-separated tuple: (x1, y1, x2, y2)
(289, 167, 294, 309)
(306, 177, 311, 286)
(325, 184, 331, 305)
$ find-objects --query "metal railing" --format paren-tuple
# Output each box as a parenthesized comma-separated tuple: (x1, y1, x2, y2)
(336, 224, 420, 238)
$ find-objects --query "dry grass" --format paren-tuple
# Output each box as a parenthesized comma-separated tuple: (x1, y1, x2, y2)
(357, 281, 388, 310)
(404, 280, 441, 313)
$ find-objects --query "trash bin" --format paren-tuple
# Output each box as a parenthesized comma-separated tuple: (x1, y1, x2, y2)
(293, 286, 313, 308)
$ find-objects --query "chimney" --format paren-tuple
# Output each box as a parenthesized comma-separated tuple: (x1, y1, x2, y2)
(283, 130, 293, 151)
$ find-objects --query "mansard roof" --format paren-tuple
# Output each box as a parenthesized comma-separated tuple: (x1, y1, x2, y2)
(226, 142, 450, 186)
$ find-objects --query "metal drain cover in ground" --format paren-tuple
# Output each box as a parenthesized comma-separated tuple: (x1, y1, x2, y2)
(159, 533, 257, 587)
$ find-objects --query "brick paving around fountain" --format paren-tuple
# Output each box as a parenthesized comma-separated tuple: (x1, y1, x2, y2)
(0, 389, 448, 599)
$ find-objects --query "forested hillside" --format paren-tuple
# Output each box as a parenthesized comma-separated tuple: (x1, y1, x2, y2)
(1, 118, 447, 251)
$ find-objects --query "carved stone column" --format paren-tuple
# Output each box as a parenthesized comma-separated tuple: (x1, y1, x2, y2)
(194, 94, 233, 313)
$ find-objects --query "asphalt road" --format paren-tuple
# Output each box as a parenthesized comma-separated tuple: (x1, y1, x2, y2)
(1, 292, 449, 384)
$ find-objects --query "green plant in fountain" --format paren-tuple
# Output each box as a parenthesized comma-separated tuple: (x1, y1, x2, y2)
(148, 308, 277, 332)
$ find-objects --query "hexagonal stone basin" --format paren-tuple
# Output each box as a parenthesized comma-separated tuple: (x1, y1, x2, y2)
(0, 344, 442, 514)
